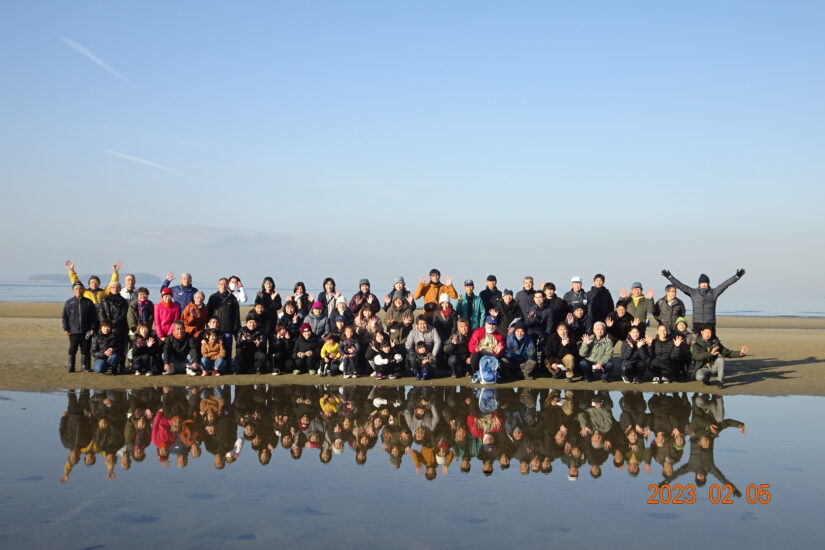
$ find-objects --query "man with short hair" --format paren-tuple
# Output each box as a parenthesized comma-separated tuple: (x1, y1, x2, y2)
(661, 269, 745, 335)
(578, 322, 616, 382)
(161, 272, 199, 312)
(413, 269, 458, 309)
(653, 285, 687, 331)
(207, 278, 241, 372)
(502, 321, 537, 380)
(456, 280, 486, 330)
(162, 321, 199, 375)
(587, 274, 614, 326)
(563, 276, 588, 313)
(480, 275, 502, 314)
(543, 282, 568, 325)
(619, 282, 655, 334)
(515, 276, 535, 315)
(120, 274, 138, 303)
(62, 282, 98, 372)
(691, 327, 748, 389)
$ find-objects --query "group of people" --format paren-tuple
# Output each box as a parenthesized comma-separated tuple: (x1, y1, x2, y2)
(59, 383, 747, 489)
(60, 261, 748, 387)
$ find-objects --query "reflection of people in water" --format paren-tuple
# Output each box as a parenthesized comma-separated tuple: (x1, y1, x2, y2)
(659, 394, 746, 494)
(55, 384, 754, 489)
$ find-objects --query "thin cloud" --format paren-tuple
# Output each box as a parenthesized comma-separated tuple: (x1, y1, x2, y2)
(59, 35, 126, 80)
(105, 149, 183, 176)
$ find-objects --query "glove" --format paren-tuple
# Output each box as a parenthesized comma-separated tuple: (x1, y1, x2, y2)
(661, 269, 671, 278)
(736, 268, 746, 278)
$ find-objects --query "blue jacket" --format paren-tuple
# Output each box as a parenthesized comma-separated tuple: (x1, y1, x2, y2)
(506, 333, 537, 362)
(161, 280, 199, 311)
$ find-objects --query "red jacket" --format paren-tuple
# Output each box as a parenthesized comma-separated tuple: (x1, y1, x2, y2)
(468, 327, 504, 356)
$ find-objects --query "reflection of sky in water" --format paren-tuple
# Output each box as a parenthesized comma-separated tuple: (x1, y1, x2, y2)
(0, 388, 822, 548)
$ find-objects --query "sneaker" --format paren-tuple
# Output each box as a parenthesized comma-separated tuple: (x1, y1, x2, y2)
(134, 371, 141, 376)
(661, 377, 670, 384)
(293, 369, 300, 375)
(652, 377, 660, 384)
(145, 372, 152, 377)
(186, 367, 197, 376)
(308, 369, 317, 376)
(622, 375, 630, 384)
(632, 377, 640, 384)
(370, 371, 377, 377)
(201, 370, 209, 377)
(271, 369, 280, 376)
(162, 371, 172, 376)
(320, 368, 328, 377)
(566, 377, 574, 383)
(376, 373, 384, 380)
(213, 372, 221, 377)
(388, 373, 398, 380)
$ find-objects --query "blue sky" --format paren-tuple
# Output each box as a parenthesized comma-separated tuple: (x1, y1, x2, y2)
(1, 1, 823, 311)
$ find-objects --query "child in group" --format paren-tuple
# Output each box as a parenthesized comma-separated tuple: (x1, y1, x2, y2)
(339, 325, 360, 379)
(132, 322, 162, 376)
(236, 317, 267, 374)
(319, 332, 342, 377)
(410, 340, 435, 380)
(269, 323, 292, 376)
(373, 340, 402, 380)
(200, 329, 226, 376)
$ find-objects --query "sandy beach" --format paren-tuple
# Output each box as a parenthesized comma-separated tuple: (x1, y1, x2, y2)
(1, 302, 823, 395)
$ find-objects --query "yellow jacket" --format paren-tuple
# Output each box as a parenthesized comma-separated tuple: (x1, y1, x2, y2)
(413, 282, 458, 305)
(320, 342, 341, 361)
(68, 269, 119, 304)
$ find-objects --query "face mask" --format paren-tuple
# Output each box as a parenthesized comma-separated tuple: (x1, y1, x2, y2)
(229, 283, 237, 291)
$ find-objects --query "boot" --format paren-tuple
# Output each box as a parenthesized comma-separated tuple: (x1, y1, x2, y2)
(67, 354, 76, 373)
(81, 355, 91, 372)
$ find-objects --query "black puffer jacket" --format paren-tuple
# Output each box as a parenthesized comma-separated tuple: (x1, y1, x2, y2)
(62, 296, 98, 334)
(98, 294, 130, 333)
(207, 291, 241, 334)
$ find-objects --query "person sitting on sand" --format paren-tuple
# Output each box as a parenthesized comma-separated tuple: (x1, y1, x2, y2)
(691, 327, 748, 388)
(161, 321, 199, 376)
(91, 321, 123, 375)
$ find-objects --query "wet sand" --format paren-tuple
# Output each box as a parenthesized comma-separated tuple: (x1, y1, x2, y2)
(2, 302, 823, 395)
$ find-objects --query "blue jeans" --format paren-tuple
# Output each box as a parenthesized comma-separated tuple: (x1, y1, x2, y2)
(579, 359, 615, 381)
(93, 353, 121, 374)
(201, 357, 225, 373)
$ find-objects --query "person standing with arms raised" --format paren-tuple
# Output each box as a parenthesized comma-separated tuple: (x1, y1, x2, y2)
(661, 268, 745, 335)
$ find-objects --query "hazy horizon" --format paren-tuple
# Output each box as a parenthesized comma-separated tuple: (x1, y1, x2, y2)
(1, 1, 822, 314)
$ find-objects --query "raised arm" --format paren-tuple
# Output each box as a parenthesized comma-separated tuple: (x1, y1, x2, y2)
(661, 269, 692, 295)
(712, 270, 744, 297)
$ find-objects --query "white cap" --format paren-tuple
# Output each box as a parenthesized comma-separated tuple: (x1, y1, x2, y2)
(571, 276, 582, 283)
(439, 293, 451, 304)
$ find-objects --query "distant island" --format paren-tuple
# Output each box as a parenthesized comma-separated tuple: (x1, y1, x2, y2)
(27, 273, 163, 284)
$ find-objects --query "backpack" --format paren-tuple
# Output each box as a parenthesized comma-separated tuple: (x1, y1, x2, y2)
(472, 355, 500, 385)
(476, 387, 499, 414)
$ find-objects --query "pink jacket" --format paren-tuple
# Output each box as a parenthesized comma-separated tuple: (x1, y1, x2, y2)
(155, 301, 181, 339)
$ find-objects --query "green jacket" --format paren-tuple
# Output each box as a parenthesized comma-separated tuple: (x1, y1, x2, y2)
(691, 336, 737, 368)
(579, 336, 615, 365)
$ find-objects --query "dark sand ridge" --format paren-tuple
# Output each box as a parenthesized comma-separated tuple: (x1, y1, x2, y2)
(2, 302, 823, 395)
